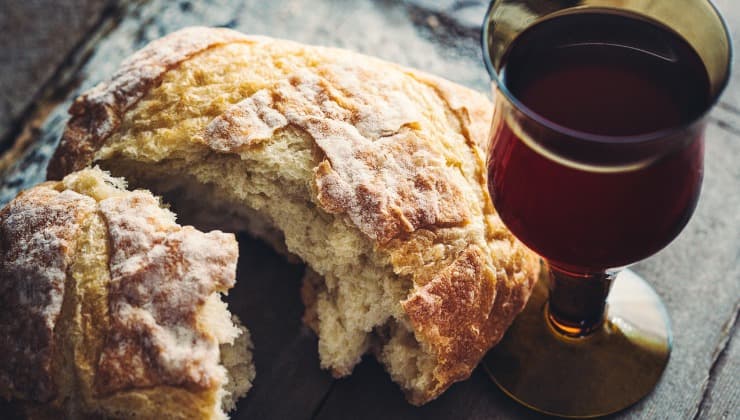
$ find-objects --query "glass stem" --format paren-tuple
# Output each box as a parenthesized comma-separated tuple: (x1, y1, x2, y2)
(546, 264, 616, 337)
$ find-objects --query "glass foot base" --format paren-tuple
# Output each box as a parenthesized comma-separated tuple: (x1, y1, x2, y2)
(483, 269, 671, 418)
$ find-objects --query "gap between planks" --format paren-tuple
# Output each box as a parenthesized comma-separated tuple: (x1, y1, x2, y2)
(310, 380, 338, 420)
(691, 301, 740, 420)
(0, 0, 140, 177)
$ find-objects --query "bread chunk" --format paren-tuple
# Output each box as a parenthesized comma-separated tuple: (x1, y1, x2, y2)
(0, 168, 254, 419)
(48, 27, 539, 405)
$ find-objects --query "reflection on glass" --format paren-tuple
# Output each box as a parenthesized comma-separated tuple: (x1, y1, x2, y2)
(481, 0, 731, 417)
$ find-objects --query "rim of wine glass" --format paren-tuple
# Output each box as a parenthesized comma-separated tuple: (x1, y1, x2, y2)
(480, 0, 733, 148)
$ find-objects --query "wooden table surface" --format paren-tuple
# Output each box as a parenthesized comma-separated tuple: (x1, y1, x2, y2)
(0, 1, 737, 419)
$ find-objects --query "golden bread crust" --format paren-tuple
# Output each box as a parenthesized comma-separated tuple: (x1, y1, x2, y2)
(206, 69, 471, 244)
(0, 169, 246, 417)
(96, 191, 238, 395)
(401, 245, 536, 403)
(47, 27, 259, 179)
(0, 186, 95, 402)
(47, 27, 539, 404)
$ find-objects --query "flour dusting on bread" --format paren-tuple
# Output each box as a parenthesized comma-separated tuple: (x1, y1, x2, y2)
(48, 28, 539, 405)
(0, 168, 254, 419)
(0, 186, 95, 402)
(97, 191, 239, 394)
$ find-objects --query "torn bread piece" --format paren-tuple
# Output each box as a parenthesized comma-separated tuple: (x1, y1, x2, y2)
(48, 27, 539, 405)
(0, 168, 254, 419)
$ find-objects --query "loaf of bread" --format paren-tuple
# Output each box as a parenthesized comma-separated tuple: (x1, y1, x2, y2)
(0, 168, 254, 419)
(48, 27, 539, 405)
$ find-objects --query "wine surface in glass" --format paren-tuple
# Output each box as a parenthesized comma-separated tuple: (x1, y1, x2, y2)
(488, 11, 711, 272)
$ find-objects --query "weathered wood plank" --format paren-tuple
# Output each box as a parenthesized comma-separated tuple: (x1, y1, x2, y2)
(696, 310, 739, 420)
(616, 121, 740, 420)
(0, 0, 118, 147)
(314, 358, 550, 420)
(711, 0, 740, 116)
(227, 235, 334, 420)
(0, 1, 739, 419)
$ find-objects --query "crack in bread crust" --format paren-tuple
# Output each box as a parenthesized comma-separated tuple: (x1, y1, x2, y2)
(47, 27, 540, 405)
(47, 27, 263, 180)
(96, 191, 238, 395)
(0, 185, 96, 402)
(0, 169, 248, 418)
(206, 68, 471, 243)
(402, 247, 501, 390)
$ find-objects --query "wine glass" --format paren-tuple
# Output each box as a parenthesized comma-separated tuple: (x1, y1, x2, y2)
(481, 0, 731, 417)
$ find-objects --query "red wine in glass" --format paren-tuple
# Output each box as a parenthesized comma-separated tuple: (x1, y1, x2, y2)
(482, 2, 731, 417)
(487, 10, 711, 273)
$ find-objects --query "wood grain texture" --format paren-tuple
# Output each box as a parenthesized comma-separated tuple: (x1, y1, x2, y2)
(696, 310, 739, 420)
(0, 0, 117, 147)
(0, 0, 738, 419)
(713, 0, 740, 115)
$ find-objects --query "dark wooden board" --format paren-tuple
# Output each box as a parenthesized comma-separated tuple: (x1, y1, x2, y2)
(228, 236, 333, 420)
(1, 1, 738, 419)
(0, 0, 118, 147)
